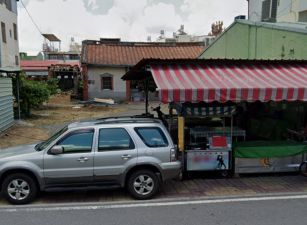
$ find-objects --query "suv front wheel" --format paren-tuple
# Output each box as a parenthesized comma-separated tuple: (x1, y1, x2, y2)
(2, 173, 38, 204)
(127, 170, 159, 200)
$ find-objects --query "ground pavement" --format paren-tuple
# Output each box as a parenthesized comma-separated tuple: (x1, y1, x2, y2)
(0, 174, 306, 205)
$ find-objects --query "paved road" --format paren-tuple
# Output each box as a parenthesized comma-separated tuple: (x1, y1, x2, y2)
(1, 195, 307, 225)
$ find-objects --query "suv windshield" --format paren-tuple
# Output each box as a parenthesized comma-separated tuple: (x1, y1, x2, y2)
(35, 126, 68, 151)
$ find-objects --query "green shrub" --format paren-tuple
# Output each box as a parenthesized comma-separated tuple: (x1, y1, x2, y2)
(13, 74, 51, 116)
(46, 78, 59, 95)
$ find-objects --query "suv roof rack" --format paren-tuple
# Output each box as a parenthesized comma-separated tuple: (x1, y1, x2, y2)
(94, 116, 161, 125)
(96, 114, 154, 120)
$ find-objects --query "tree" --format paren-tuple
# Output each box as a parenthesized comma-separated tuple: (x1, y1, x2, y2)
(46, 78, 59, 95)
(208, 21, 224, 36)
(13, 74, 51, 116)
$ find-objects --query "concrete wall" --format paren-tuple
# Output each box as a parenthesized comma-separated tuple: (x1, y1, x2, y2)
(276, 0, 307, 22)
(87, 66, 127, 101)
(0, 0, 19, 68)
(0, 77, 14, 133)
(277, 0, 299, 22)
(199, 22, 307, 60)
(248, 0, 307, 22)
(248, 0, 263, 22)
(300, 0, 307, 11)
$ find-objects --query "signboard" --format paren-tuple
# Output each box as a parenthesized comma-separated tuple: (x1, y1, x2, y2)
(187, 150, 230, 171)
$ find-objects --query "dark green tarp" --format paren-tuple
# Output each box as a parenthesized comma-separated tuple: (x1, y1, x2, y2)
(234, 141, 307, 158)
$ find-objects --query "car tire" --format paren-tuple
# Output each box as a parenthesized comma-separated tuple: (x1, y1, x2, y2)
(2, 173, 38, 205)
(127, 170, 159, 200)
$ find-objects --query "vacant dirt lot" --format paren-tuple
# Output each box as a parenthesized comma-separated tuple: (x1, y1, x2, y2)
(0, 124, 48, 149)
(0, 94, 125, 149)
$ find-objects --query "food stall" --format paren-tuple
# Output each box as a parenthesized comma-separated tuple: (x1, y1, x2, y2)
(169, 103, 238, 175)
(122, 59, 307, 175)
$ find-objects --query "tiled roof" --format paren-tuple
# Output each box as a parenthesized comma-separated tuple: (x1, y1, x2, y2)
(81, 41, 205, 66)
(21, 60, 80, 71)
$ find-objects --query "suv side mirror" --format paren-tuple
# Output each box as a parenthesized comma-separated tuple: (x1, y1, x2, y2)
(49, 145, 64, 155)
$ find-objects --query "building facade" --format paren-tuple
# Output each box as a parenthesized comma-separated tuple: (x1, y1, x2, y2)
(248, 0, 307, 22)
(0, 0, 19, 69)
(0, 0, 19, 132)
(277, 0, 307, 22)
(20, 60, 80, 92)
(81, 39, 205, 101)
(156, 25, 216, 46)
(199, 19, 307, 60)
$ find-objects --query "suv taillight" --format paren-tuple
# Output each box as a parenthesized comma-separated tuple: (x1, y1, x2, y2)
(170, 147, 177, 162)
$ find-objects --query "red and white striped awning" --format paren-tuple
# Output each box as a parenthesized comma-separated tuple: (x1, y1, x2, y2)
(150, 62, 307, 103)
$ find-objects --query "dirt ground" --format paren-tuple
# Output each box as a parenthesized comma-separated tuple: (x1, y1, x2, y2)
(0, 124, 49, 149)
(0, 94, 125, 149)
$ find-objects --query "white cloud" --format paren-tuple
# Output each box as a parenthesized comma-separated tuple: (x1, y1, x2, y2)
(181, 0, 248, 35)
(143, 3, 182, 33)
(17, 0, 247, 54)
(85, 0, 99, 10)
(18, 0, 129, 54)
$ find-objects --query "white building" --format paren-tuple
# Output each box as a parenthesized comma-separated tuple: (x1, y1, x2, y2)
(0, 0, 19, 69)
(247, 0, 307, 23)
(277, 0, 307, 22)
(156, 25, 216, 46)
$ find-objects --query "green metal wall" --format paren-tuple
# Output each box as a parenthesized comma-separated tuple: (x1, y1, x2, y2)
(199, 22, 307, 60)
(0, 77, 14, 133)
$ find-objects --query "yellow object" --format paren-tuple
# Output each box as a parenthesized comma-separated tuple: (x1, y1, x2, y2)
(178, 116, 185, 152)
(260, 158, 271, 167)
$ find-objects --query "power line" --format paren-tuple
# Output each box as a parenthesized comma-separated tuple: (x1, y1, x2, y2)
(20, 0, 43, 35)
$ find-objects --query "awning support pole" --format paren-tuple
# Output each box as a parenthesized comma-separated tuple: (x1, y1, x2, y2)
(16, 72, 21, 120)
(145, 78, 149, 115)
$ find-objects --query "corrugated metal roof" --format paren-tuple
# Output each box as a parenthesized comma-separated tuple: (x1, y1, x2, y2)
(42, 34, 61, 42)
(0, 67, 21, 73)
(0, 78, 14, 133)
(197, 20, 307, 59)
(81, 41, 205, 66)
(20, 60, 80, 71)
(236, 19, 307, 34)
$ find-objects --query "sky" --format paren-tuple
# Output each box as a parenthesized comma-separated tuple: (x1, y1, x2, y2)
(18, 0, 248, 54)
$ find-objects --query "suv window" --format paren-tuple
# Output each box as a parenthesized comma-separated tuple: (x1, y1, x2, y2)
(98, 128, 134, 151)
(135, 127, 168, 148)
(57, 129, 94, 153)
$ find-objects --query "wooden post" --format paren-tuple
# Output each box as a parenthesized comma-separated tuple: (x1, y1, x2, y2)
(145, 78, 149, 114)
(82, 65, 89, 101)
(16, 72, 21, 120)
(178, 116, 185, 152)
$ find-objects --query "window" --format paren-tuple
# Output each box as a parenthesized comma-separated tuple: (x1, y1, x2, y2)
(13, 23, 17, 40)
(101, 76, 113, 90)
(88, 80, 95, 85)
(57, 129, 94, 153)
(4, 0, 12, 11)
(15, 55, 18, 66)
(299, 10, 307, 22)
(36, 126, 68, 151)
(1, 22, 6, 43)
(135, 127, 168, 148)
(98, 128, 134, 151)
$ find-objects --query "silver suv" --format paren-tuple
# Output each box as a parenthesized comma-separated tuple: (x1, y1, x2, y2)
(0, 117, 181, 204)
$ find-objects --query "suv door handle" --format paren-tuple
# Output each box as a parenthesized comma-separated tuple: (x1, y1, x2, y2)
(121, 155, 132, 159)
(77, 157, 89, 162)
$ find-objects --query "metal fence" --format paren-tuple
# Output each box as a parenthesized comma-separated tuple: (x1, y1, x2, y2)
(0, 77, 14, 133)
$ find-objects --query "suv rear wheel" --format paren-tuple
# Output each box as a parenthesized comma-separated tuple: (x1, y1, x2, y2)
(2, 173, 38, 204)
(127, 170, 159, 200)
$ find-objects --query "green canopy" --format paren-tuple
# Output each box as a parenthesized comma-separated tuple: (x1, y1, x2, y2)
(234, 141, 307, 158)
